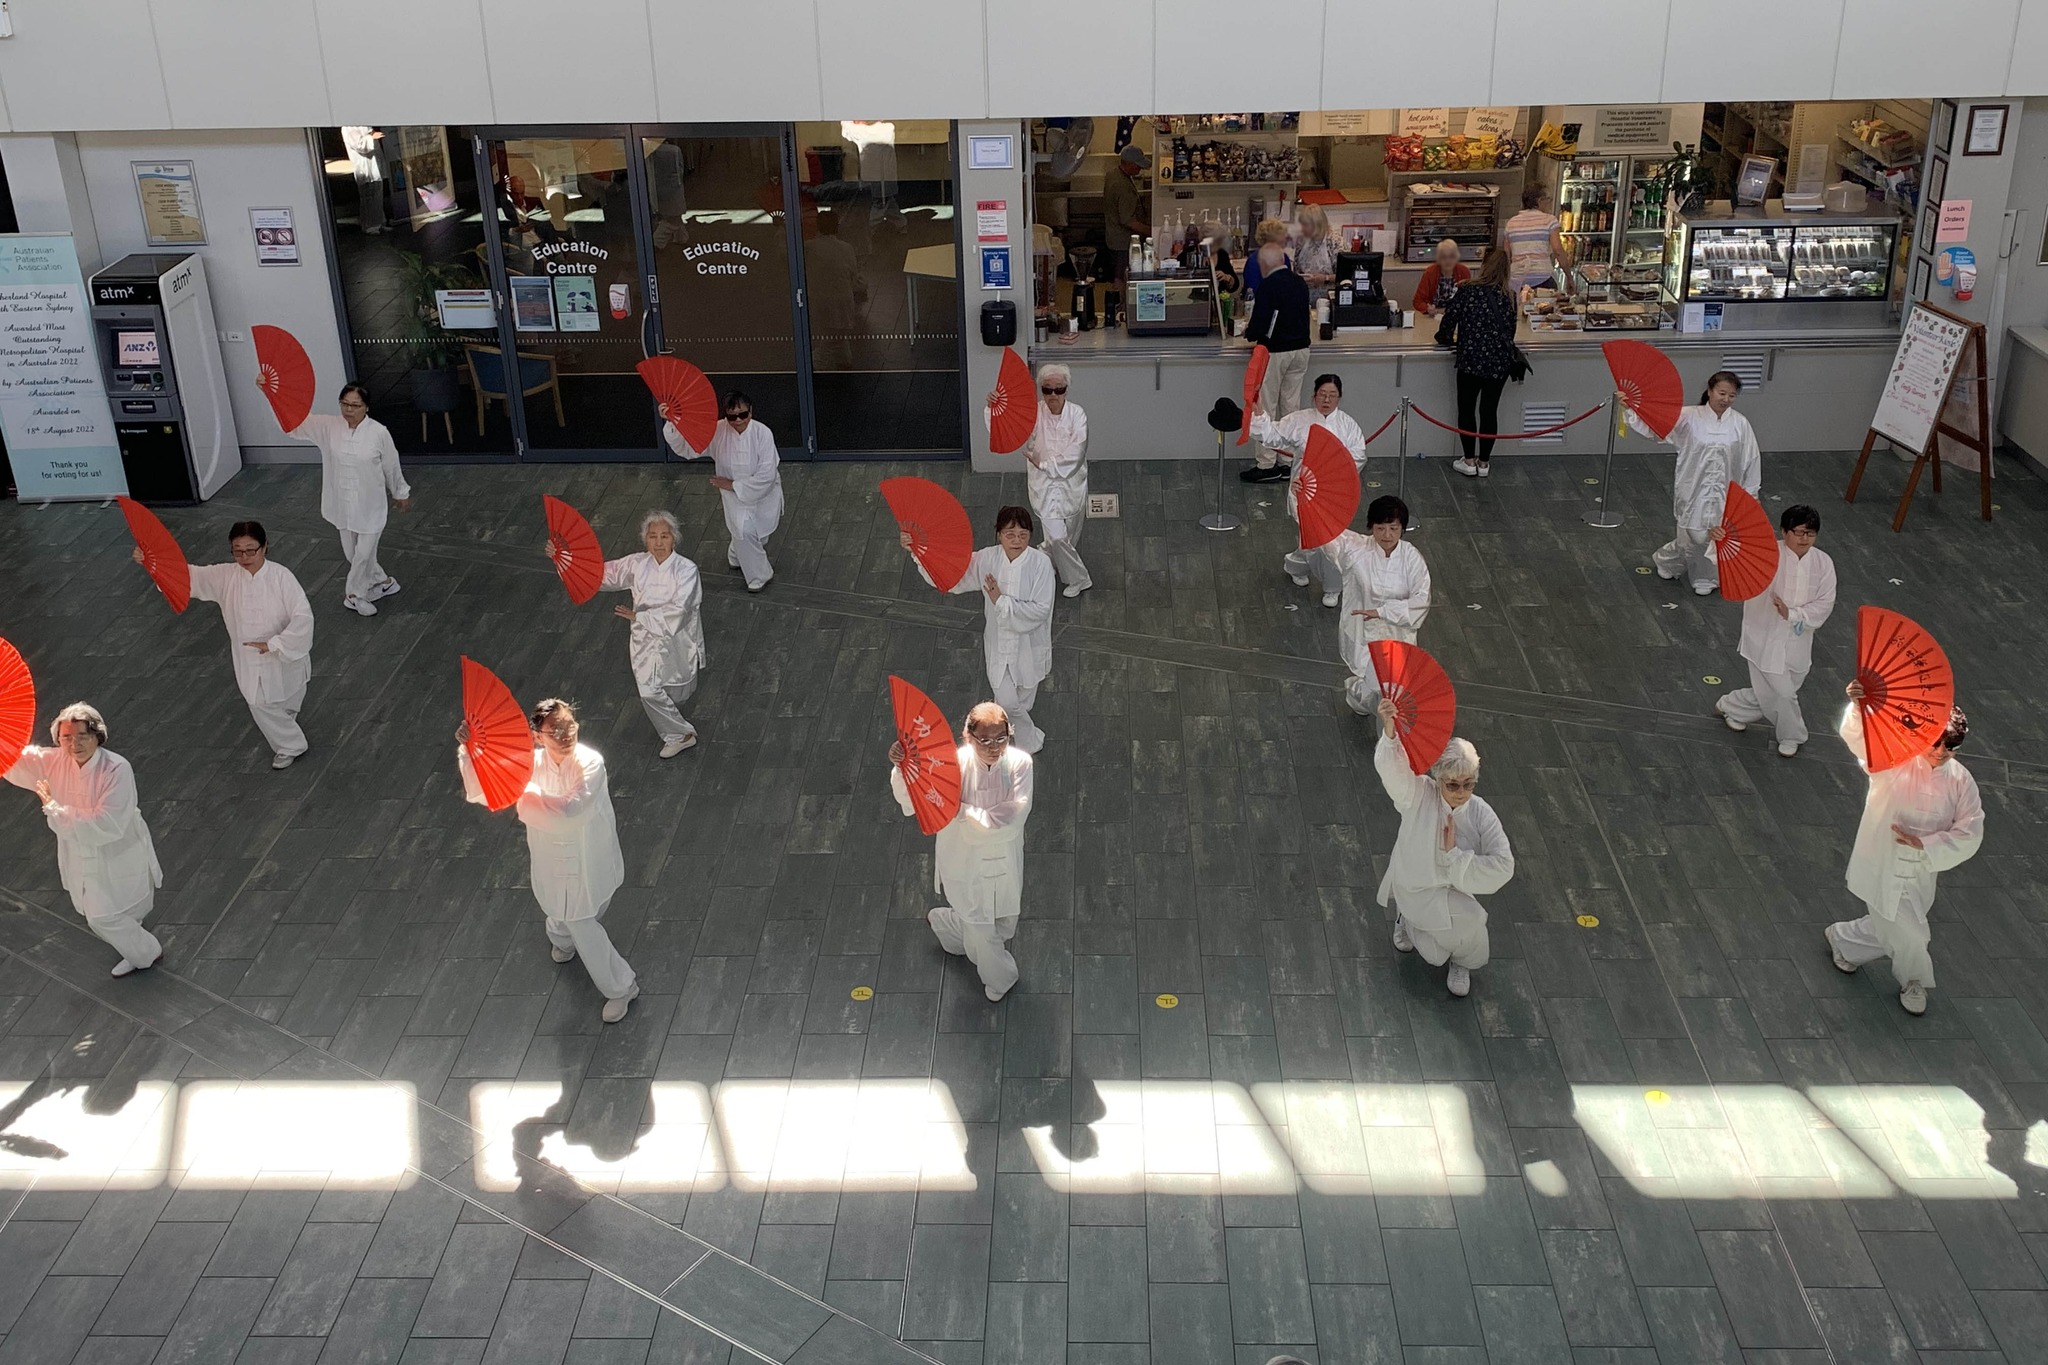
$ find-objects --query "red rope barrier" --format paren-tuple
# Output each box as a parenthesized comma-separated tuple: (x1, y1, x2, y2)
(1359, 410, 1399, 446)
(1408, 401, 1608, 441)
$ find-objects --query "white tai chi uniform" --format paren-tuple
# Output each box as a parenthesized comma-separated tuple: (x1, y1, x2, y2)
(893, 743, 1033, 997)
(1717, 543, 1836, 747)
(1627, 406, 1761, 592)
(1828, 709, 1984, 992)
(1249, 406, 1368, 597)
(5, 747, 164, 968)
(925, 545, 1057, 753)
(292, 415, 410, 605)
(460, 743, 637, 1001)
(666, 419, 782, 589)
(1373, 732, 1514, 970)
(188, 560, 315, 760)
(599, 551, 706, 746)
(1009, 401, 1092, 592)
(1328, 533, 1431, 715)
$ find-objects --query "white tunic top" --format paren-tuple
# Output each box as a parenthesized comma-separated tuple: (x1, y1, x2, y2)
(1018, 402, 1089, 525)
(1627, 405, 1761, 531)
(891, 743, 1033, 924)
(938, 545, 1057, 687)
(1248, 406, 1368, 520)
(667, 419, 783, 542)
(5, 747, 162, 920)
(188, 560, 315, 706)
(293, 415, 410, 535)
(1329, 533, 1431, 675)
(600, 551, 705, 690)
(460, 743, 625, 922)
(1739, 544, 1836, 677)
(1372, 733, 1514, 932)
(1840, 708, 1983, 926)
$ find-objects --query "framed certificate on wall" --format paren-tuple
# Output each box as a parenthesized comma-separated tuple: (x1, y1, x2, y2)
(1964, 105, 2008, 157)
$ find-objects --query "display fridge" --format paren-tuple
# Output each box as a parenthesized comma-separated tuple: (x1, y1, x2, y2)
(1659, 203, 1902, 331)
(1549, 155, 1677, 271)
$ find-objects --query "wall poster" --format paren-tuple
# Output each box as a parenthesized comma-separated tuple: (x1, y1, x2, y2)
(132, 161, 206, 246)
(249, 207, 299, 265)
(510, 276, 556, 331)
(0, 233, 127, 500)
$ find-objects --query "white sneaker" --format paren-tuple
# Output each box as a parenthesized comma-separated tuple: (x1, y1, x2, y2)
(1321, 592, 1340, 608)
(345, 594, 377, 616)
(1288, 572, 1311, 587)
(602, 983, 641, 1024)
(1654, 565, 1678, 581)
(369, 578, 401, 601)
(1899, 982, 1928, 1016)
(1823, 924, 1857, 974)
(1063, 583, 1090, 599)
(1716, 703, 1747, 733)
(271, 753, 297, 770)
(550, 945, 576, 964)
(110, 952, 162, 978)
(1477, 464, 1491, 479)
(1453, 457, 1481, 477)
(660, 734, 698, 758)
(1392, 916, 1414, 953)
(985, 984, 1010, 1002)
(747, 574, 772, 592)
(1693, 583, 1715, 596)
(1777, 740, 1800, 758)
(1447, 965, 1472, 997)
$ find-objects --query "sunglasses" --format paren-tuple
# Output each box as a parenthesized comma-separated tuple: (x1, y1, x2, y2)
(1440, 778, 1477, 792)
(725, 411, 751, 423)
(1040, 385, 1067, 395)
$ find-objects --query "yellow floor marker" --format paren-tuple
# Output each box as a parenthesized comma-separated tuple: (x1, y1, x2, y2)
(1155, 993, 1179, 1009)
(850, 986, 874, 1000)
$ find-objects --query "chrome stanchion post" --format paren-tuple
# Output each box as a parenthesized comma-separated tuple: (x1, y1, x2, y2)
(1396, 396, 1418, 531)
(1200, 429, 1240, 532)
(1582, 393, 1625, 529)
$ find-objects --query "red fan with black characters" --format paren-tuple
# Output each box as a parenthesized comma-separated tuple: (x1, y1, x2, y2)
(1853, 607, 1956, 773)
(986, 347, 1037, 455)
(460, 657, 535, 812)
(889, 675, 961, 835)
(1239, 344, 1271, 446)
(252, 325, 316, 433)
(1369, 640, 1458, 775)
(1294, 425, 1361, 551)
(636, 355, 718, 454)
(881, 476, 974, 592)
(1714, 482, 1779, 603)
(0, 638, 34, 775)
(542, 495, 604, 604)
(116, 497, 190, 614)
(1602, 338, 1683, 440)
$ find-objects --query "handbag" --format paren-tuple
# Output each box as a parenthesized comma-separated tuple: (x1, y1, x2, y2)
(1508, 344, 1533, 383)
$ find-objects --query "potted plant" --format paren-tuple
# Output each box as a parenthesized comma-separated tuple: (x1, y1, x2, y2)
(395, 250, 478, 419)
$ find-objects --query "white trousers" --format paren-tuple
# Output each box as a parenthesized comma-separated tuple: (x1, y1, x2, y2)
(1398, 908, 1490, 970)
(726, 522, 773, 588)
(1284, 545, 1342, 595)
(85, 893, 161, 969)
(246, 682, 309, 759)
(638, 675, 699, 745)
(992, 669, 1043, 753)
(1255, 348, 1311, 468)
(1041, 516, 1091, 591)
(1719, 663, 1810, 746)
(1830, 912, 1935, 991)
(1344, 673, 1380, 716)
(1653, 526, 1717, 590)
(545, 908, 638, 1000)
(337, 528, 390, 602)
(928, 907, 1019, 996)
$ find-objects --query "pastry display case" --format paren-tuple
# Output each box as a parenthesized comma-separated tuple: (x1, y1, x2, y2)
(1661, 204, 1902, 330)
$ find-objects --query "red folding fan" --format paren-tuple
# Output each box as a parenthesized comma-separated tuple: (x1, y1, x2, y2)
(1239, 344, 1271, 446)
(0, 638, 34, 775)
(889, 675, 961, 836)
(1602, 339, 1683, 440)
(1714, 483, 1779, 603)
(881, 476, 974, 592)
(987, 348, 1037, 455)
(1369, 640, 1458, 775)
(1854, 606, 1956, 773)
(252, 325, 316, 433)
(1294, 425, 1361, 551)
(542, 495, 604, 604)
(116, 497, 190, 614)
(460, 657, 535, 812)
(636, 355, 718, 454)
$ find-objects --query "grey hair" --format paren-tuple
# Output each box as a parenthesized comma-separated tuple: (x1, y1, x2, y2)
(51, 702, 109, 745)
(1035, 362, 1072, 390)
(639, 509, 682, 540)
(1430, 737, 1480, 785)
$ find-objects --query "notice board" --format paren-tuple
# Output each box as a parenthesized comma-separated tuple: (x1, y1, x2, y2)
(0, 233, 127, 501)
(1871, 303, 1971, 455)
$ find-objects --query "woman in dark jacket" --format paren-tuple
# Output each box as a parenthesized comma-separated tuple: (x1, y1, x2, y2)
(1435, 247, 1520, 477)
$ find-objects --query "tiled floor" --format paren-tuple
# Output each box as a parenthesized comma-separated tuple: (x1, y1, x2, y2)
(4, 441, 2048, 1365)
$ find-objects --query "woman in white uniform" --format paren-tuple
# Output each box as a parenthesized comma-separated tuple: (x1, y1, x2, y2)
(5, 703, 164, 977)
(1715, 504, 1836, 757)
(1826, 693, 1983, 1016)
(596, 510, 706, 759)
(289, 384, 411, 617)
(1248, 373, 1369, 607)
(1626, 370, 1762, 596)
(889, 701, 1033, 1001)
(994, 362, 1091, 599)
(458, 698, 639, 1023)
(148, 521, 315, 769)
(1373, 697, 1515, 997)
(901, 506, 1057, 753)
(1328, 496, 1432, 717)
(664, 389, 782, 592)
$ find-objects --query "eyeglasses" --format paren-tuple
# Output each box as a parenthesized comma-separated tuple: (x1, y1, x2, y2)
(1040, 385, 1067, 395)
(231, 546, 264, 558)
(968, 728, 1011, 746)
(339, 400, 368, 411)
(1439, 778, 1477, 792)
(541, 719, 579, 740)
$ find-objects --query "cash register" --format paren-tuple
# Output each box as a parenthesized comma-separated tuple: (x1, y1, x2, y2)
(1331, 250, 1392, 330)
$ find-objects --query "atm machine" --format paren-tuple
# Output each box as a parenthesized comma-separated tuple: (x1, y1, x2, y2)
(90, 253, 240, 504)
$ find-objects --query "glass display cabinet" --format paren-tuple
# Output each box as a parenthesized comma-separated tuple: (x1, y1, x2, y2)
(1662, 204, 1902, 330)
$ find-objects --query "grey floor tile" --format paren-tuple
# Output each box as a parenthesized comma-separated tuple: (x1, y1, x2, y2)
(1148, 1191, 1227, 1284)
(481, 1277, 583, 1365)
(254, 1222, 378, 1336)
(92, 1220, 227, 1335)
(574, 1274, 660, 1339)
(1696, 1231, 1823, 1351)
(319, 1279, 434, 1365)
(1148, 1282, 1232, 1365)
(1224, 1227, 1316, 1343)
(1385, 1228, 1483, 1346)
(989, 1174, 1068, 1282)
(0, 1276, 119, 1365)
(901, 1224, 990, 1340)
(1635, 1286, 1744, 1364)
(1541, 1230, 1648, 1349)
(983, 1282, 1063, 1365)
(208, 1191, 319, 1279)
(663, 1252, 831, 1360)
(155, 1276, 273, 1365)
(413, 1222, 527, 1337)
(1474, 1284, 1573, 1365)
(1858, 1230, 1997, 1351)
(1454, 1178, 1550, 1286)
(1069, 1226, 1148, 1343)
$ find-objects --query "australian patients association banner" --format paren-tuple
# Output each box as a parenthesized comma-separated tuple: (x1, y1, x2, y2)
(0, 233, 125, 499)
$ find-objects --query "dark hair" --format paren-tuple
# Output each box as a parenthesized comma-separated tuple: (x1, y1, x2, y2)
(995, 505, 1035, 535)
(1311, 373, 1343, 396)
(1939, 705, 1969, 751)
(528, 697, 577, 732)
(1475, 247, 1512, 294)
(1780, 504, 1820, 534)
(337, 383, 371, 407)
(1521, 185, 1547, 210)
(228, 520, 268, 547)
(1366, 495, 1408, 528)
(1700, 371, 1744, 403)
(721, 389, 752, 415)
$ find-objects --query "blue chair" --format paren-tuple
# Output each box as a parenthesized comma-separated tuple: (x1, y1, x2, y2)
(465, 344, 565, 436)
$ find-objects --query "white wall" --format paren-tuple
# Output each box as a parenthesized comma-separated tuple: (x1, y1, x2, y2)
(1997, 98, 2048, 335)
(957, 121, 1027, 475)
(0, 0, 2045, 131)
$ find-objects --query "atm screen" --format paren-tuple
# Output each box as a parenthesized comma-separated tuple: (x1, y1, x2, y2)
(116, 330, 161, 367)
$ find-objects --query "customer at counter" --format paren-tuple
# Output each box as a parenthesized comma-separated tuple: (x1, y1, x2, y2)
(1501, 185, 1571, 292)
(1239, 217, 1289, 294)
(1241, 243, 1313, 484)
(1103, 146, 1151, 250)
(1435, 248, 1519, 478)
(1412, 238, 1472, 316)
